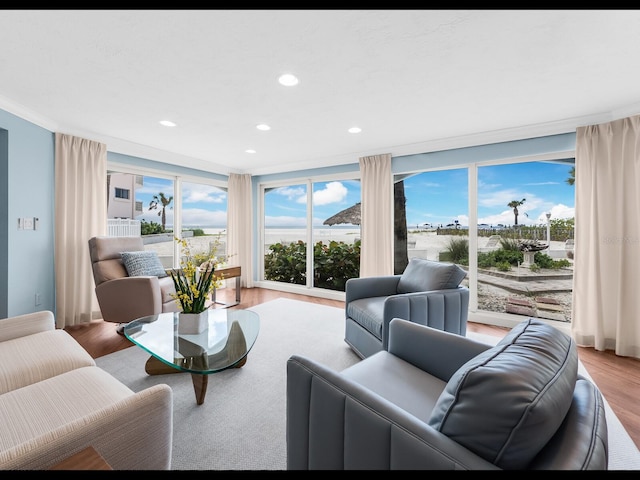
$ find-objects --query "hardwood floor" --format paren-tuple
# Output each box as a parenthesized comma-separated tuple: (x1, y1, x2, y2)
(65, 287, 640, 451)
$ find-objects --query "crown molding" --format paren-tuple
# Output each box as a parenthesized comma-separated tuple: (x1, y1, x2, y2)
(2, 93, 640, 177)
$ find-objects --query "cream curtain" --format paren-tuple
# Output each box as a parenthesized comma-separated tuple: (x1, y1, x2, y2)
(359, 153, 393, 277)
(227, 173, 253, 288)
(572, 115, 640, 359)
(54, 133, 107, 328)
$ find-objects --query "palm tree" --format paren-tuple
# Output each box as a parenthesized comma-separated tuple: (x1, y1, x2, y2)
(508, 198, 526, 225)
(566, 166, 575, 186)
(149, 192, 173, 232)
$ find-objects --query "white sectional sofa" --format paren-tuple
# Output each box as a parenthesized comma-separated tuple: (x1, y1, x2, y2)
(0, 310, 173, 470)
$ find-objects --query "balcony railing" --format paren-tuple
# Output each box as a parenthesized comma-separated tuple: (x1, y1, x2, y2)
(107, 218, 141, 237)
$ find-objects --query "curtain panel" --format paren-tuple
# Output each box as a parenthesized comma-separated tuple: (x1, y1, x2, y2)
(572, 115, 640, 359)
(227, 173, 253, 288)
(54, 133, 107, 328)
(359, 153, 393, 277)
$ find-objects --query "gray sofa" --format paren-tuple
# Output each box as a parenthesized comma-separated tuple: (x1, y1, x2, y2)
(345, 258, 469, 358)
(287, 318, 608, 470)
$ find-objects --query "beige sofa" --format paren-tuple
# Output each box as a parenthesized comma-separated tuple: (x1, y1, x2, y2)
(0, 311, 173, 470)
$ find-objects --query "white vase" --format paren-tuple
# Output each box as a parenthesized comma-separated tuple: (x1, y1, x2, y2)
(178, 311, 209, 334)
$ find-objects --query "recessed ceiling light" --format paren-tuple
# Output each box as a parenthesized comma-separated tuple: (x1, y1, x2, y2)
(256, 124, 271, 131)
(159, 120, 177, 127)
(278, 74, 299, 86)
(245, 149, 256, 154)
(348, 127, 362, 134)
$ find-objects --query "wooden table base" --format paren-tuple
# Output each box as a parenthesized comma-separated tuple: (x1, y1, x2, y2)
(144, 354, 247, 405)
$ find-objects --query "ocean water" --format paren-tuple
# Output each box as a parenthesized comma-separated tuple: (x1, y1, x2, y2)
(201, 227, 361, 245)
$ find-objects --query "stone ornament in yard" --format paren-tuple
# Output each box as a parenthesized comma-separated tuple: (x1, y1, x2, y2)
(518, 239, 548, 267)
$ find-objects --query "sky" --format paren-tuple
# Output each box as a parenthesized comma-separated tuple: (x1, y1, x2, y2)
(134, 160, 575, 229)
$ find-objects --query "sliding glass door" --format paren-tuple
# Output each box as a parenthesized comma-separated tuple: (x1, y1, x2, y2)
(394, 158, 574, 326)
(474, 160, 574, 323)
(260, 176, 361, 293)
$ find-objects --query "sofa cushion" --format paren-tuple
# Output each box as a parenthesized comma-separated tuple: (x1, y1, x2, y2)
(0, 330, 95, 395)
(397, 258, 466, 294)
(121, 250, 168, 278)
(427, 318, 578, 470)
(0, 366, 134, 453)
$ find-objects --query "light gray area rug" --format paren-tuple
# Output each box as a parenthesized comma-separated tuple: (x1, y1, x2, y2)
(96, 298, 640, 470)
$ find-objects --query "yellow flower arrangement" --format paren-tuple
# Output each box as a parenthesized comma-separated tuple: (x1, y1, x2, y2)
(169, 235, 226, 314)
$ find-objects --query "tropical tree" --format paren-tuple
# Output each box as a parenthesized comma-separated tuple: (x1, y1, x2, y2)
(149, 192, 173, 232)
(508, 198, 526, 225)
(566, 166, 575, 186)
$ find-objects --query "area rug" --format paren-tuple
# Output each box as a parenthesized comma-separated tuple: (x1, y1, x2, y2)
(96, 298, 640, 470)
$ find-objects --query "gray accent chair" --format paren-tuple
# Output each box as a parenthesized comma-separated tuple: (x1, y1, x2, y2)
(88, 236, 179, 328)
(287, 318, 608, 470)
(345, 258, 469, 358)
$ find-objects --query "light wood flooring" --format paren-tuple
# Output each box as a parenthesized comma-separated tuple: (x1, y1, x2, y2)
(65, 287, 640, 451)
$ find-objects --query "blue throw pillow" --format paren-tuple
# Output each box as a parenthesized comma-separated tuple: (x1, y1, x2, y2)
(427, 318, 577, 469)
(121, 251, 168, 278)
(397, 258, 466, 293)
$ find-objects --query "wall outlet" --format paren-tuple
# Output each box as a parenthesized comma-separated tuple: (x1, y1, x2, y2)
(35, 293, 42, 306)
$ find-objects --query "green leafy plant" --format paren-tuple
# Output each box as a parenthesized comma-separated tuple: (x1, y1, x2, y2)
(140, 220, 164, 235)
(444, 237, 469, 265)
(263, 239, 361, 291)
(496, 261, 512, 272)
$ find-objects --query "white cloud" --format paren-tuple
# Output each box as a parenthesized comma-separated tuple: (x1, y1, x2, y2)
(312, 181, 348, 206)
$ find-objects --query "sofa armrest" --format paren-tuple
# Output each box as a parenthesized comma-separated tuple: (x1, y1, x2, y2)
(286, 354, 497, 470)
(387, 319, 492, 381)
(380, 286, 469, 350)
(345, 275, 401, 304)
(0, 311, 55, 342)
(96, 276, 163, 323)
(0, 383, 173, 470)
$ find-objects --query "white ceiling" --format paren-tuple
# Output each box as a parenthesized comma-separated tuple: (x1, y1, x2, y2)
(2, 9, 640, 175)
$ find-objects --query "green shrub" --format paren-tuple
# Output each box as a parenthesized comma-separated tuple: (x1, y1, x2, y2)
(534, 253, 572, 269)
(140, 220, 164, 235)
(496, 261, 512, 272)
(264, 239, 361, 291)
(445, 237, 469, 265)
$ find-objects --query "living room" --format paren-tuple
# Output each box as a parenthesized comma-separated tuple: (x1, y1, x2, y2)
(1, 10, 640, 470)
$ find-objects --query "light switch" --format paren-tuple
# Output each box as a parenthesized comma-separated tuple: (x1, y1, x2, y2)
(23, 217, 34, 230)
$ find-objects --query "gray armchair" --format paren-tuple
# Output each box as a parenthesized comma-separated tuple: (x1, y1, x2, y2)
(287, 318, 608, 470)
(345, 258, 469, 358)
(88, 236, 179, 330)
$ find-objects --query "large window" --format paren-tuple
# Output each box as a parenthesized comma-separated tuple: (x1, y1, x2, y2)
(106, 168, 227, 270)
(260, 176, 361, 294)
(395, 158, 574, 327)
(474, 160, 574, 323)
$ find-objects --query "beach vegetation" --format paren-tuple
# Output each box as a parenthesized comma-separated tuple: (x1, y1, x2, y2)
(264, 239, 361, 291)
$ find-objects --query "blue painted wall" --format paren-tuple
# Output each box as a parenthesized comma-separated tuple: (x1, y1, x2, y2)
(0, 109, 54, 318)
(0, 105, 576, 318)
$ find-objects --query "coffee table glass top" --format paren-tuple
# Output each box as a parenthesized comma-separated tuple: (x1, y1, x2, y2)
(124, 309, 260, 374)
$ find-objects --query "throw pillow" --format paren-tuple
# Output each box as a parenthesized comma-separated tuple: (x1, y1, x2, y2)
(427, 318, 578, 470)
(121, 251, 168, 278)
(397, 258, 466, 293)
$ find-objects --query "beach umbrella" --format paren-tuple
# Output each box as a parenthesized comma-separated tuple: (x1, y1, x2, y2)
(323, 202, 361, 226)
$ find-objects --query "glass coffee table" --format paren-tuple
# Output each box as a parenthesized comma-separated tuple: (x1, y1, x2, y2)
(124, 309, 260, 405)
